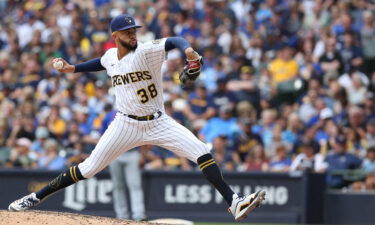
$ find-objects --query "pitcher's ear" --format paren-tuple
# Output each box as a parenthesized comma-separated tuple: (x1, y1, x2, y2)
(111, 31, 117, 40)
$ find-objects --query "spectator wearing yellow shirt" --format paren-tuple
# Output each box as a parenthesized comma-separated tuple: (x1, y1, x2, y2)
(269, 45, 299, 84)
(47, 105, 66, 138)
(269, 45, 302, 104)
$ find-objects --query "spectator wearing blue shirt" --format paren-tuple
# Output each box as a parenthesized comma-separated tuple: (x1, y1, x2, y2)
(232, 118, 263, 164)
(352, 146, 375, 191)
(199, 105, 240, 144)
(311, 107, 336, 144)
(339, 31, 363, 73)
(366, 118, 375, 147)
(73, 106, 93, 136)
(252, 109, 277, 146)
(183, 83, 216, 121)
(325, 135, 362, 188)
(200, 61, 225, 93)
(37, 139, 65, 171)
(211, 78, 237, 110)
(164, 101, 187, 127)
(30, 126, 50, 158)
(180, 16, 201, 38)
(362, 146, 375, 174)
(364, 93, 375, 123)
(270, 144, 292, 172)
(331, 13, 360, 45)
(100, 104, 116, 135)
(201, 46, 219, 71)
(212, 135, 235, 171)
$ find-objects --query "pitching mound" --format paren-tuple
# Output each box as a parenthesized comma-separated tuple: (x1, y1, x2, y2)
(0, 210, 163, 225)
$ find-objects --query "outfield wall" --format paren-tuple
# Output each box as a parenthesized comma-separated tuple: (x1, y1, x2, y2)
(2, 169, 368, 224)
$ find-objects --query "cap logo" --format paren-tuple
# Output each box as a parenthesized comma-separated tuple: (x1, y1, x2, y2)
(125, 17, 132, 24)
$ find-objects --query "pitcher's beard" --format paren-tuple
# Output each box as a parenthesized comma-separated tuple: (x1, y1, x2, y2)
(119, 39, 137, 51)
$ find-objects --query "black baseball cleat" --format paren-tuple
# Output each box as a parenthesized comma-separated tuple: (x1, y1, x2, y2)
(8, 193, 41, 211)
(228, 190, 266, 221)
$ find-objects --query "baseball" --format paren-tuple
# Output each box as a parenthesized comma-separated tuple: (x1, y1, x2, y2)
(53, 60, 64, 70)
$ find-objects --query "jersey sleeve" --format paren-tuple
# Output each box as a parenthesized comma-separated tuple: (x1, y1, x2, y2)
(100, 48, 116, 69)
(141, 38, 167, 72)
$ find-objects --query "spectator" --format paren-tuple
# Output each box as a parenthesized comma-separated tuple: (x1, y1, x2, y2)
(269, 45, 299, 90)
(290, 140, 326, 173)
(339, 31, 363, 73)
(302, 0, 330, 33)
(332, 13, 359, 44)
(139, 145, 164, 170)
(325, 135, 362, 188)
(366, 118, 375, 147)
(345, 72, 368, 105)
(211, 77, 237, 110)
(309, 107, 337, 145)
(252, 109, 277, 146)
(180, 15, 201, 39)
(17, 114, 36, 141)
(362, 146, 375, 175)
(360, 11, 375, 76)
(0, 119, 11, 165)
(30, 126, 50, 157)
(227, 65, 259, 104)
(6, 114, 36, 147)
(265, 124, 288, 157)
(199, 105, 239, 144)
(183, 83, 216, 121)
(235, 101, 257, 123)
(270, 143, 292, 172)
(233, 118, 263, 164)
(47, 105, 67, 139)
(5, 138, 35, 169)
(345, 106, 366, 142)
(319, 37, 343, 84)
(363, 92, 375, 122)
(345, 126, 367, 158)
(352, 146, 375, 191)
(245, 33, 263, 70)
(244, 144, 269, 172)
(164, 100, 187, 127)
(283, 113, 303, 149)
(212, 135, 235, 171)
(37, 138, 65, 171)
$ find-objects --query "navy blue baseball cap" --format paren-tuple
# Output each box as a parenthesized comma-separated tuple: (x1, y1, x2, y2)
(110, 14, 142, 33)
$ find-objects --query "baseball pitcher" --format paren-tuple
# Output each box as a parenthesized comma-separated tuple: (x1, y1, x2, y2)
(8, 14, 265, 221)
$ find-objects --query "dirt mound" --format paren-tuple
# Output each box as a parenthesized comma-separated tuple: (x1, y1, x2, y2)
(0, 210, 163, 225)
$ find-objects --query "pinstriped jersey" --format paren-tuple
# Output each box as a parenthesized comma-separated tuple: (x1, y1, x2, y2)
(100, 38, 167, 116)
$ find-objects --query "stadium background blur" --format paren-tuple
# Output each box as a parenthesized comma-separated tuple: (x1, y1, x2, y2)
(0, 0, 374, 191)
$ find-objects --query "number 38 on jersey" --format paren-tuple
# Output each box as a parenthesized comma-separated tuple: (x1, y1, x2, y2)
(137, 83, 158, 103)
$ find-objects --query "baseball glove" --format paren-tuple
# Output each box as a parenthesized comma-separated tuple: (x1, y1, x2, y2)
(179, 56, 203, 86)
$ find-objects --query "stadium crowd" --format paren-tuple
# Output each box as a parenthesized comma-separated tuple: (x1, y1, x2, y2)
(0, 0, 374, 190)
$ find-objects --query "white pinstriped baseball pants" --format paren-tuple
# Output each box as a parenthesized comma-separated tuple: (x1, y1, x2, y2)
(78, 112, 210, 178)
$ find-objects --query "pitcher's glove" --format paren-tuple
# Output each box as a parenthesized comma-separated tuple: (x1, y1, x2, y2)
(179, 56, 203, 86)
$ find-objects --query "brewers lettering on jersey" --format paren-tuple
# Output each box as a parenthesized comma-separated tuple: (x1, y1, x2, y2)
(8, 14, 265, 221)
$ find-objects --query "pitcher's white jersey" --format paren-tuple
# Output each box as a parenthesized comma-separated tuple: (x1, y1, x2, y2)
(78, 37, 210, 179)
(100, 38, 167, 116)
